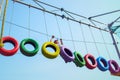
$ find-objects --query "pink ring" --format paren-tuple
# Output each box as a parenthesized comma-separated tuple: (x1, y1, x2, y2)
(84, 54, 97, 69)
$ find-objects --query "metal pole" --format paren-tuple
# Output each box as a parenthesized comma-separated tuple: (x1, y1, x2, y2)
(89, 9, 120, 19)
(108, 23, 120, 59)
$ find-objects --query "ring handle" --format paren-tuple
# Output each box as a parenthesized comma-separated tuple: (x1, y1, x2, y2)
(84, 54, 97, 69)
(73, 51, 86, 67)
(41, 42, 60, 59)
(97, 57, 109, 71)
(60, 45, 74, 63)
(108, 60, 119, 73)
(20, 38, 39, 57)
(0, 36, 19, 56)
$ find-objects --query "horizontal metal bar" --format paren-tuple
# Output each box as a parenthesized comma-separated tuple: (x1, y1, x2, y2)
(12, 0, 109, 32)
(89, 9, 120, 19)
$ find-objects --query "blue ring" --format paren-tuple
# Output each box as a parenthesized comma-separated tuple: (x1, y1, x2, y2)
(97, 57, 109, 71)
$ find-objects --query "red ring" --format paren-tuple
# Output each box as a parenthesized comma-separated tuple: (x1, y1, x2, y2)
(0, 36, 19, 56)
(84, 54, 97, 69)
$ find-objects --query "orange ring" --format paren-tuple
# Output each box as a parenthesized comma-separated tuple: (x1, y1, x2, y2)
(0, 36, 19, 56)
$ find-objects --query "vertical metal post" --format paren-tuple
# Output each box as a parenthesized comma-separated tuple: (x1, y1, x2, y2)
(108, 23, 120, 59)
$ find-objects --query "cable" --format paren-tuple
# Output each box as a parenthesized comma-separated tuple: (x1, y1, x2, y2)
(79, 23, 88, 53)
(28, 5, 31, 37)
(9, 1, 15, 35)
(54, 15, 62, 38)
(100, 29, 111, 59)
(89, 26, 100, 56)
(3, 19, 51, 37)
(0, 18, 113, 45)
(67, 19, 76, 50)
(89, 19, 111, 59)
(12, 0, 110, 33)
(43, 11, 49, 40)
(33, 0, 45, 10)
(35, 0, 107, 26)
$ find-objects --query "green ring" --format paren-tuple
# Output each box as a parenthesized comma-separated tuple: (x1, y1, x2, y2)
(20, 38, 39, 57)
(73, 51, 86, 67)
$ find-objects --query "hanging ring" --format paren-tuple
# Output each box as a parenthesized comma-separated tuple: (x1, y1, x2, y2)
(73, 51, 86, 67)
(84, 54, 97, 69)
(97, 57, 109, 71)
(0, 36, 19, 56)
(108, 60, 120, 73)
(111, 68, 120, 76)
(20, 38, 39, 57)
(41, 42, 60, 59)
(60, 45, 74, 63)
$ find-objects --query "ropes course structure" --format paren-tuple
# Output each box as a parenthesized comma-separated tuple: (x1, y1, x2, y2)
(0, 0, 120, 78)
(12, 0, 120, 59)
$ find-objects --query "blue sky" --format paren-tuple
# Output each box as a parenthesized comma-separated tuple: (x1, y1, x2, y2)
(0, 0, 120, 80)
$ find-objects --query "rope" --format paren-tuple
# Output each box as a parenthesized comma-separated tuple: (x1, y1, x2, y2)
(1, 19, 113, 45)
(54, 15, 62, 39)
(89, 26, 100, 56)
(0, 0, 8, 47)
(89, 19, 111, 59)
(67, 19, 76, 50)
(43, 12, 49, 41)
(9, 1, 14, 35)
(28, 5, 31, 37)
(79, 23, 88, 53)
(99, 29, 111, 59)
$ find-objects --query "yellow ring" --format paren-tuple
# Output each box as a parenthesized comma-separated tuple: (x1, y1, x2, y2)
(41, 42, 60, 59)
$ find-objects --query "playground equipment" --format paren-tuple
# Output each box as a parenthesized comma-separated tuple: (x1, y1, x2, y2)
(0, 0, 120, 77)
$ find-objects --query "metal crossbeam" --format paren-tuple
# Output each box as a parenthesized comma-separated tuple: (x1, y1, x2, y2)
(12, 0, 109, 32)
